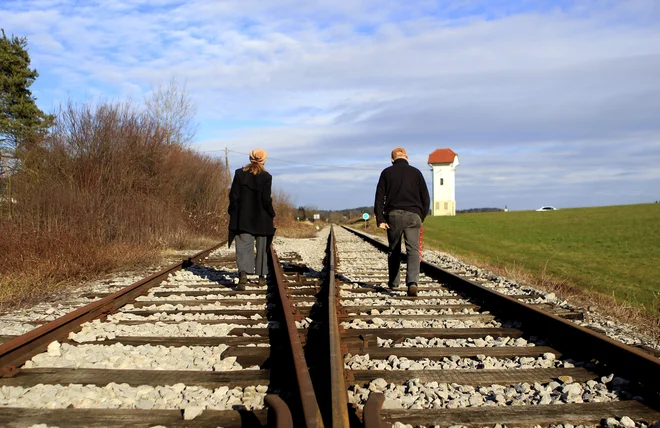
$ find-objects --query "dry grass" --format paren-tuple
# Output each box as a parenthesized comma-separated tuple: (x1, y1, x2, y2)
(0, 227, 161, 311)
(0, 99, 229, 310)
(271, 188, 319, 238)
(451, 252, 660, 342)
(277, 220, 321, 238)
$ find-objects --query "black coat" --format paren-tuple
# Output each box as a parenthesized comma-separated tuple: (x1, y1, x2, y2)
(374, 159, 430, 224)
(228, 168, 276, 244)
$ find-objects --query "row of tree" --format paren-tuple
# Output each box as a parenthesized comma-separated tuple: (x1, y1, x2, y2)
(294, 205, 506, 222)
(0, 29, 237, 305)
(294, 206, 375, 223)
(0, 27, 224, 236)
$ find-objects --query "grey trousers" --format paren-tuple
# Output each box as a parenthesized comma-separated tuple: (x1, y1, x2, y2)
(235, 234, 269, 276)
(386, 209, 422, 287)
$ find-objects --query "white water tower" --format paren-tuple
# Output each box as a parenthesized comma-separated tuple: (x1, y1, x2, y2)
(428, 148, 459, 216)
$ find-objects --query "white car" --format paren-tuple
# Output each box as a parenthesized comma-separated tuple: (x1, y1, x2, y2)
(536, 206, 557, 211)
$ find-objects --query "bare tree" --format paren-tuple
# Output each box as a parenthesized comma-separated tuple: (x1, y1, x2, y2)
(144, 77, 198, 146)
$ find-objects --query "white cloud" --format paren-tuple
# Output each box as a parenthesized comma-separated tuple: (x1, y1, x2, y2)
(1, 0, 659, 209)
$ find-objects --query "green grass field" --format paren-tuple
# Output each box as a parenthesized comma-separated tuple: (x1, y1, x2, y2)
(422, 204, 660, 314)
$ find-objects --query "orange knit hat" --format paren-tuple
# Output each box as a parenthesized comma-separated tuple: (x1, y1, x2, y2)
(249, 148, 267, 164)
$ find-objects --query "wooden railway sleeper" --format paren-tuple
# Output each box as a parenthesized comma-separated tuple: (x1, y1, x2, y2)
(344, 370, 355, 384)
(359, 335, 370, 348)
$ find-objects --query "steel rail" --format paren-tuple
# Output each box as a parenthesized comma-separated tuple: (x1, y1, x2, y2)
(0, 242, 224, 376)
(342, 226, 660, 383)
(269, 245, 325, 428)
(327, 226, 350, 427)
(363, 392, 387, 428)
(265, 394, 295, 427)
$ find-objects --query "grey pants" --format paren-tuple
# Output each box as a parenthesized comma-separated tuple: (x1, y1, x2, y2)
(235, 234, 269, 276)
(386, 210, 422, 287)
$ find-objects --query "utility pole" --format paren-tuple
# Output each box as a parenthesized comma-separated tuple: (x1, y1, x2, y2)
(225, 147, 231, 181)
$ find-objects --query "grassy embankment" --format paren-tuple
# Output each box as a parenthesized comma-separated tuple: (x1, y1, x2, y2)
(422, 204, 660, 316)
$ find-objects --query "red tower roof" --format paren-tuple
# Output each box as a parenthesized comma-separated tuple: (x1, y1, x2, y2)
(428, 148, 458, 164)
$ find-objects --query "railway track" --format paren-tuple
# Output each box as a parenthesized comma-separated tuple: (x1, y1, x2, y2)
(1, 226, 660, 427)
(0, 243, 322, 427)
(328, 226, 660, 427)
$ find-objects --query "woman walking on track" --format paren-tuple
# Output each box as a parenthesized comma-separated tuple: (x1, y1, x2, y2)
(228, 148, 276, 290)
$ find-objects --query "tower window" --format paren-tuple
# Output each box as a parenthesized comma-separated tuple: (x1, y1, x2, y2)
(440, 178, 444, 185)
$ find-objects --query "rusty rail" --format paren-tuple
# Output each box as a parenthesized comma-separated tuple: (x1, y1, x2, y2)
(265, 394, 295, 427)
(364, 393, 388, 428)
(343, 225, 660, 390)
(270, 245, 324, 428)
(328, 226, 350, 427)
(0, 243, 224, 376)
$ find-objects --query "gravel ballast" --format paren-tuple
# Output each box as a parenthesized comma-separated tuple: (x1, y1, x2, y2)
(348, 377, 624, 411)
(344, 352, 567, 371)
(22, 341, 251, 371)
(0, 383, 267, 410)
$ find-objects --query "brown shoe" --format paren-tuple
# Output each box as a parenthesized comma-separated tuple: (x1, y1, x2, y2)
(258, 276, 267, 286)
(236, 271, 247, 291)
(407, 283, 418, 297)
(238, 271, 248, 284)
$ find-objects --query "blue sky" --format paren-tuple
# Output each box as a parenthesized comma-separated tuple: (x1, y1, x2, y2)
(2, 0, 660, 211)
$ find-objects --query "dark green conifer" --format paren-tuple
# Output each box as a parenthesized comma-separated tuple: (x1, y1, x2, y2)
(0, 29, 54, 154)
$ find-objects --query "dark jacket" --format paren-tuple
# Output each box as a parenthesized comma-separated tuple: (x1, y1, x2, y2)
(228, 168, 276, 245)
(374, 159, 430, 224)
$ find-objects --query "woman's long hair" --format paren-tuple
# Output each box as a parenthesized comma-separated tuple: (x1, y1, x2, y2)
(243, 161, 266, 175)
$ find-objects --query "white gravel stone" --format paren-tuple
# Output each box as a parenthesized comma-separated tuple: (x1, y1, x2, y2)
(272, 228, 330, 273)
(122, 302, 265, 312)
(46, 341, 61, 357)
(23, 343, 255, 371)
(109, 312, 250, 321)
(341, 298, 471, 307)
(0, 321, 39, 335)
(341, 318, 500, 329)
(348, 378, 618, 411)
(183, 406, 204, 420)
(620, 416, 636, 428)
(66, 319, 268, 342)
(377, 336, 533, 348)
(0, 383, 266, 410)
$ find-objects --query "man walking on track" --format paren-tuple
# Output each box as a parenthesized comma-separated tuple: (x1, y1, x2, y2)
(374, 148, 430, 297)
